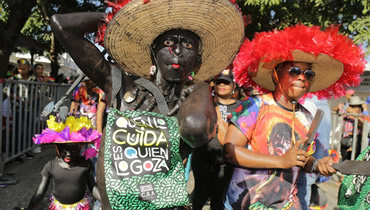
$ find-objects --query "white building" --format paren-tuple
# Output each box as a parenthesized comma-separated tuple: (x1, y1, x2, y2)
(9, 52, 81, 78)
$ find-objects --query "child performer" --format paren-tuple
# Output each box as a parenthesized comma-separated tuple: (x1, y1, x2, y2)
(27, 115, 101, 210)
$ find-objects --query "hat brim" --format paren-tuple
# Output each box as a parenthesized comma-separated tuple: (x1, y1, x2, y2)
(52, 141, 93, 144)
(105, 0, 244, 81)
(349, 96, 365, 105)
(349, 102, 364, 105)
(251, 50, 344, 92)
(216, 76, 234, 83)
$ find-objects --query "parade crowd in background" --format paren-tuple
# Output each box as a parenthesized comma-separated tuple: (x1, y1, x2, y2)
(1, 0, 370, 210)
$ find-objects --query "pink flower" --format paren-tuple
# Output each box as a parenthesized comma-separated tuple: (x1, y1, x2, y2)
(82, 148, 98, 160)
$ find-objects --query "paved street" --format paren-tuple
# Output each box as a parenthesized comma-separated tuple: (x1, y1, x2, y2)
(0, 144, 341, 210)
(0, 144, 54, 210)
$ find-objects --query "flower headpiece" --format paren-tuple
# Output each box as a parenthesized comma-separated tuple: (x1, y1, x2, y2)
(33, 115, 101, 159)
(233, 24, 367, 99)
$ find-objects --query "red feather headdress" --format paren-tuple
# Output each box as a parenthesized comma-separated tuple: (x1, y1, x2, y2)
(233, 24, 366, 99)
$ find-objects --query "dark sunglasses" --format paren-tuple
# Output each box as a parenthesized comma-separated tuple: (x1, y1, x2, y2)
(288, 67, 315, 81)
(215, 79, 232, 85)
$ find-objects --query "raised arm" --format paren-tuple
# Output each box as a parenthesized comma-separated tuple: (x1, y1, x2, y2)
(27, 175, 51, 210)
(96, 101, 107, 134)
(178, 82, 217, 148)
(50, 12, 112, 93)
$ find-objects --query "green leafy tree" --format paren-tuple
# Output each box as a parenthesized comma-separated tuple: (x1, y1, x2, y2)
(238, 0, 369, 55)
(0, 0, 104, 79)
(1, 0, 368, 79)
(0, 0, 37, 79)
(32, 0, 105, 78)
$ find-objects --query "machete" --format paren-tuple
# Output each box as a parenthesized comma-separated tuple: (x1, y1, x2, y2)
(300, 109, 370, 176)
(300, 109, 324, 151)
(332, 160, 370, 176)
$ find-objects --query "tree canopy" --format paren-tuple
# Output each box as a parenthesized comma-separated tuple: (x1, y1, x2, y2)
(0, 0, 368, 79)
(0, 0, 104, 79)
(239, 0, 369, 55)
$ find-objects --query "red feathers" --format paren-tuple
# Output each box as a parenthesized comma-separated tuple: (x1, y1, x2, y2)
(233, 24, 367, 99)
(95, 0, 149, 46)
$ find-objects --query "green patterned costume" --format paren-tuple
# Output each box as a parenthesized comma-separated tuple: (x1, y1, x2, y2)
(338, 146, 370, 210)
(104, 108, 188, 209)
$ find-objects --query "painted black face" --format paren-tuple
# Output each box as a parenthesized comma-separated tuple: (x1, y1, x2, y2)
(56, 143, 82, 162)
(153, 29, 201, 82)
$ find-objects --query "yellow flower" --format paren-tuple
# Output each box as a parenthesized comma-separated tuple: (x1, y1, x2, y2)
(47, 115, 94, 133)
(72, 116, 92, 132)
(46, 115, 66, 132)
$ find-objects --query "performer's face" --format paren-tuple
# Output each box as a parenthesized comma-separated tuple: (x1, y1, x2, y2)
(275, 62, 313, 101)
(153, 30, 200, 82)
(215, 79, 234, 97)
(57, 143, 82, 163)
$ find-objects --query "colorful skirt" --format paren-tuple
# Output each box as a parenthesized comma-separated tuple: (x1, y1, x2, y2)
(49, 194, 90, 210)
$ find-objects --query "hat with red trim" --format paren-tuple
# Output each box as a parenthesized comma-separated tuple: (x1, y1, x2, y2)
(233, 24, 366, 99)
(95, 0, 245, 81)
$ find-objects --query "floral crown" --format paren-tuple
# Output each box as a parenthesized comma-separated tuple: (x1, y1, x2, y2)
(33, 115, 101, 159)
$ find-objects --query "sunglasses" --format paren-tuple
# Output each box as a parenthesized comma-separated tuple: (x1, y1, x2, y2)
(288, 67, 315, 81)
(215, 79, 232, 85)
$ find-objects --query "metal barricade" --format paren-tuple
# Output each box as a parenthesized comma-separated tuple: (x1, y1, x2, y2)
(0, 80, 70, 181)
(330, 111, 369, 160)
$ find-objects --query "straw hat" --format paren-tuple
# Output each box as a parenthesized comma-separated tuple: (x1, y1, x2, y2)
(253, 50, 343, 93)
(349, 95, 364, 106)
(103, 0, 245, 81)
(233, 24, 366, 99)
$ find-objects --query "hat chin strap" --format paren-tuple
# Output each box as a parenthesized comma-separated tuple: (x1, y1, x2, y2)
(273, 68, 297, 104)
(55, 144, 61, 156)
(273, 69, 297, 146)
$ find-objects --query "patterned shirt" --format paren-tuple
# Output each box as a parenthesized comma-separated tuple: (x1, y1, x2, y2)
(72, 83, 106, 119)
(225, 93, 313, 210)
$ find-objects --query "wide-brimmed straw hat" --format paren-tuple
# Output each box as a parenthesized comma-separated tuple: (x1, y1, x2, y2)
(349, 95, 364, 106)
(233, 24, 366, 99)
(103, 0, 244, 81)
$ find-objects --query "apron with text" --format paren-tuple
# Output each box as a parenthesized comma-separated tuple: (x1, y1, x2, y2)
(104, 108, 189, 209)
